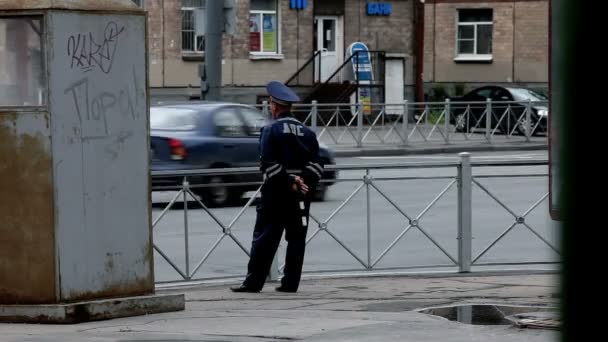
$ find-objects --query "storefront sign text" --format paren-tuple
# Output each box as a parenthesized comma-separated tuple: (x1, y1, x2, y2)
(367, 3, 392, 16)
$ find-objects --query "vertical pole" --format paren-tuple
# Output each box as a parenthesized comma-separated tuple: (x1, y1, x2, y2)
(485, 98, 492, 142)
(319, 48, 323, 82)
(525, 99, 532, 141)
(403, 100, 409, 145)
(357, 103, 363, 147)
(203, 0, 224, 101)
(262, 100, 270, 119)
(335, 105, 339, 129)
(381, 104, 385, 129)
(313, 51, 316, 83)
(457, 153, 472, 273)
(356, 51, 360, 108)
(445, 98, 451, 144)
(366, 170, 372, 269)
(311, 100, 318, 132)
(183, 177, 191, 279)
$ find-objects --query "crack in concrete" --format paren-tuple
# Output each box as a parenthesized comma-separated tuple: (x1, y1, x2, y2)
(77, 318, 169, 332)
(286, 300, 352, 310)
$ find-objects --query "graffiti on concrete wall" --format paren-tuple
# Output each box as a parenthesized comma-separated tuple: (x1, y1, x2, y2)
(67, 21, 125, 74)
(63, 66, 140, 136)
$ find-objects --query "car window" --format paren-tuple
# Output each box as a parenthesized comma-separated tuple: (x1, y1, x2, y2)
(213, 107, 248, 137)
(239, 107, 269, 136)
(150, 107, 198, 130)
(474, 88, 492, 98)
(491, 88, 512, 101)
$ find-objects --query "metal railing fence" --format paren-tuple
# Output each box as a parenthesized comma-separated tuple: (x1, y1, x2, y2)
(255, 99, 548, 148)
(151, 154, 558, 284)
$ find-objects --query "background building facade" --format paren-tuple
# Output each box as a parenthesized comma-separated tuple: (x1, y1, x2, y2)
(423, 0, 549, 99)
(135, 0, 548, 103)
(141, 0, 416, 103)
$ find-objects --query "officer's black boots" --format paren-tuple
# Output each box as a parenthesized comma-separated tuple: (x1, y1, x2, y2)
(275, 285, 297, 293)
(230, 284, 261, 293)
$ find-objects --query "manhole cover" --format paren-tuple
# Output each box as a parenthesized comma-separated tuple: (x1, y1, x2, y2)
(417, 304, 559, 329)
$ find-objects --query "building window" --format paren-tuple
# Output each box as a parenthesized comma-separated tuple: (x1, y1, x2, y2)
(249, 0, 278, 53)
(0, 17, 46, 106)
(131, 0, 144, 7)
(182, 0, 205, 53)
(456, 9, 493, 61)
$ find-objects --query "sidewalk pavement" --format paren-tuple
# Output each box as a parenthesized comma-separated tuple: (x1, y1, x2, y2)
(2, 271, 560, 342)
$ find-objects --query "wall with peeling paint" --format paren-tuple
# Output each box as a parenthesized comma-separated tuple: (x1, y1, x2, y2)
(0, 111, 56, 304)
(47, 12, 152, 302)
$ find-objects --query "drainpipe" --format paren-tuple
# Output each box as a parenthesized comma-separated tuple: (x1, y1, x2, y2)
(161, 0, 165, 88)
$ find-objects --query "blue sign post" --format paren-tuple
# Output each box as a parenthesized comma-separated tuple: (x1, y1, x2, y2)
(348, 42, 373, 115)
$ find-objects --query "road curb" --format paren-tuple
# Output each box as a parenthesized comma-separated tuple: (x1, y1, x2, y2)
(332, 143, 548, 158)
(155, 269, 558, 291)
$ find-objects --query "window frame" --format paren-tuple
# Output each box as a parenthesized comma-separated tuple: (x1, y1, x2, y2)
(455, 9, 493, 62)
(249, 0, 282, 58)
(181, 0, 205, 54)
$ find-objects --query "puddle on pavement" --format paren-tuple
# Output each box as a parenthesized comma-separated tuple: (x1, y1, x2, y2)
(418, 304, 560, 329)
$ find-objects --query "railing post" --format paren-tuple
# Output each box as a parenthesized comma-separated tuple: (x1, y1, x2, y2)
(485, 98, 492, 142)
(355, 102, 362, 147)
(262, 100, 270, 119)
(381, 104, 385, 129)
(457, 152, 472, 273)
(365, 170, 372, 269)
(525, 99, 532, 142)
(183, 177, 191, 280)
(319, 50, 323, 82)
(312, 53, 316, 83)
(444, 98, 451, 144)
(402, 100, 409, 145)
(311, 100, 318, 132)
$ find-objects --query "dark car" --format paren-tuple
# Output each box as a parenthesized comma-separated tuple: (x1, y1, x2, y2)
(150, 102, 337, 207)
(449, 86, 548, 135)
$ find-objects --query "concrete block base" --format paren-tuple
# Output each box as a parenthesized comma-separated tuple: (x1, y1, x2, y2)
(0, 294, 185, 324)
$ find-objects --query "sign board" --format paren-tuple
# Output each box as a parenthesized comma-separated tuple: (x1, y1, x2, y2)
(348, 42, 373, 115)
(290, 0, 308, 10)
(367, 2, 392, 16)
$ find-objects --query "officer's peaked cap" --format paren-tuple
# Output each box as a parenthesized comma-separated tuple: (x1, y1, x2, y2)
(266, 80, 300, 105)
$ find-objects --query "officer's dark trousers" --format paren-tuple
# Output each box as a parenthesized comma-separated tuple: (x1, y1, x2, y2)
(242, 197, 309, 291)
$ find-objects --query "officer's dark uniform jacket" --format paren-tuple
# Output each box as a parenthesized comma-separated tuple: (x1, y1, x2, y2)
(259, 113, 324, 214)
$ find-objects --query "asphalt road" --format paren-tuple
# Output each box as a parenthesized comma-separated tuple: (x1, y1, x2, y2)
(152, 151, 558, 283)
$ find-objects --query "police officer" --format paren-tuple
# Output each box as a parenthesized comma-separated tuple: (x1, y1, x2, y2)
(231, 81, 324, 293)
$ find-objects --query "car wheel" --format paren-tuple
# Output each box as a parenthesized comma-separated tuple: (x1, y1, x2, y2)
(454, 113, 468, 133)
(312, 183, 327, 202)
(195, 176, 241, 208)
(516, 115, 537, 136)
